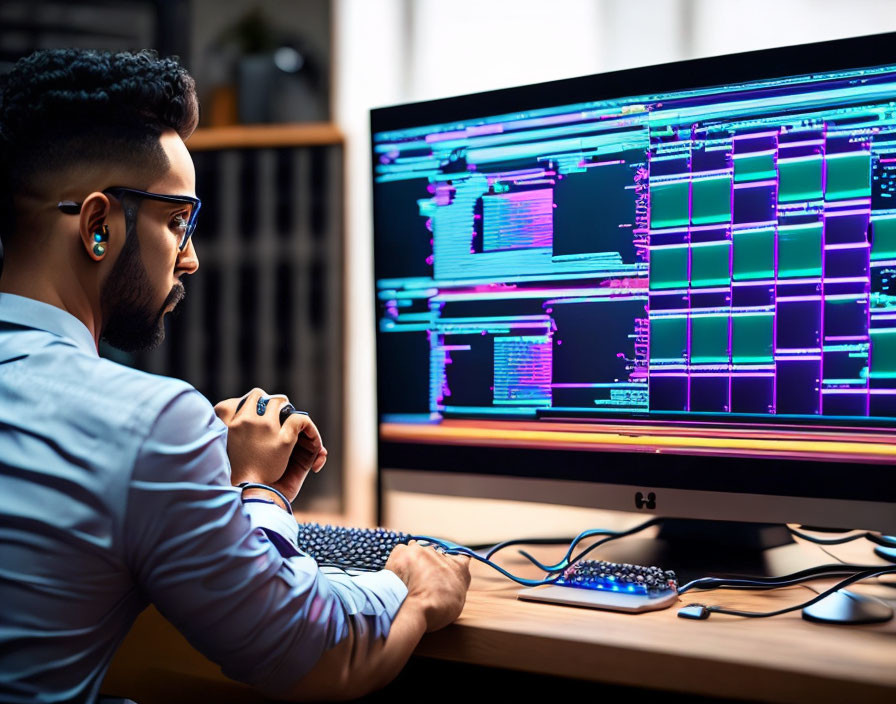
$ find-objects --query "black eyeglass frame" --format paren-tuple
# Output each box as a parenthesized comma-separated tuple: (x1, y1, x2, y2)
(58, 186, 202, 251)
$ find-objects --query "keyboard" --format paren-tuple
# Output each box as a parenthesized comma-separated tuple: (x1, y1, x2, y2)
(519, 559, 679, 613)
(557, 560, 678, 595)
(297, 523, 411, 571)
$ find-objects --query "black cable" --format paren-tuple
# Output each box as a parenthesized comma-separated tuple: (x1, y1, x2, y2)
(680, 566, 896, 619)
(560, 517, 665, 569)
(482, 536, 586, 560)
(788, 527, 896, 548)
(678, 562, 887, 594)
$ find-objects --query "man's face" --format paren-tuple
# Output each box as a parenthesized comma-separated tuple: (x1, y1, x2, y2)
(100, 131, 199, 352)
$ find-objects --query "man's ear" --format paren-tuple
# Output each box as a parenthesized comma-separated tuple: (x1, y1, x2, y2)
(78, 192, 112, 261)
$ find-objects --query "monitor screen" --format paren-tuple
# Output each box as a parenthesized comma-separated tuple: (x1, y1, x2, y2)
(371, 33, 896, 532)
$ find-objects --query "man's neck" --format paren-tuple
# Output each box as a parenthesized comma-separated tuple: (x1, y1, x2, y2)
(0, 264, 101, 349)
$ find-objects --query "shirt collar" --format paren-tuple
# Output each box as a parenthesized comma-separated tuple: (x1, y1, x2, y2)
(0, 293, 98, 357)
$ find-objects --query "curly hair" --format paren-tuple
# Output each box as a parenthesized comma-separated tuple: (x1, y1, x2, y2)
(0, 48, 199, 248)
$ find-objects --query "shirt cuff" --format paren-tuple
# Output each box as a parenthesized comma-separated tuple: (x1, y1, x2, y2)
(321, 567, 409, 640)
(242, 500, 302, 557)
(348, 568, 409, 617)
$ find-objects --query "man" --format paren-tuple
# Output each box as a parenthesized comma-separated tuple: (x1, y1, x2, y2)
(0, 49, 470, 703)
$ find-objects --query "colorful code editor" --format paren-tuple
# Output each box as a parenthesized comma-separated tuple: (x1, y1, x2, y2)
(373, 63, 896, 423)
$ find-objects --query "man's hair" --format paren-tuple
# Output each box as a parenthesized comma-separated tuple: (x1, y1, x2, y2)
(0, 48, 199, 245)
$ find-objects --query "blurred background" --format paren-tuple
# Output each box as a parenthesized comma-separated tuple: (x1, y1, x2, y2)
(3, 0, 896, 519)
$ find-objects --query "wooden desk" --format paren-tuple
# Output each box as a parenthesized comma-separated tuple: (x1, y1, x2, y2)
(103, 519, 896, 703)
(415, 536, 896, 703)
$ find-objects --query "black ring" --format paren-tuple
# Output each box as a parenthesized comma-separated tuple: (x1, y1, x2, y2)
(279, 403, 310, 425)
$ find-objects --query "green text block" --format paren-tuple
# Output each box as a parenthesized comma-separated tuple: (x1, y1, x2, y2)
(650, 316, 688, 362)
(779, 157, 823, 203)
(825, 152, 871, 201)
(690, 242, 731, 288)
(734, 152, 776, 183)
(731, 313, 774, 363)
(650, 181, 689, 229)
(870, 328, 896, 378)
(732, 227, 775, 281)
(691, 176, 731, 225)
(871, 216, 896, 261)
(778, 223, 822, 278)
(690, 314, 729, 363)
(650, 246, 689, 290)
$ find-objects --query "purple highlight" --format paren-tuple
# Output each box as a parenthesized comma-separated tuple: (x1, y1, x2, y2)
(487, 168, 548, 183)
(426, 123, 503, 143)
(824, 242, 869, 250)
(824, 207, 873, 217)
(578, 159, 626, 168)
(686, 136, 694, 413)
(733, 179, 777, 189)
(780, 139, 825, 148)
(728, 132, 739, 414)
(865, 212, 872, 416)
(819, 125, 828, 415)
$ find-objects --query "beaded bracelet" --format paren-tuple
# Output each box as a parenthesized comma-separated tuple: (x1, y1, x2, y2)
(237, 482, 293, 515)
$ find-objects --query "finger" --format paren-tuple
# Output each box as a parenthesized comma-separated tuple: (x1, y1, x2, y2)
(281, 413, 323, 453)
(311, 446, 328, 473)
(296, 446, 327, 474)
(286, 445, 316, 474)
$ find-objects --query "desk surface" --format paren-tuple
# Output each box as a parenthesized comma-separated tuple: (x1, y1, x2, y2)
(103, 516, 896, 703)
(416, 536, 896, 703)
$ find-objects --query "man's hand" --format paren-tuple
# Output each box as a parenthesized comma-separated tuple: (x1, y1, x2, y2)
(384, 542, 471, 632)
(214, 388, 327, 501)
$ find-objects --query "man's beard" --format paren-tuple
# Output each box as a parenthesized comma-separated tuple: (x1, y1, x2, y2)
(100, 227, 184, 353)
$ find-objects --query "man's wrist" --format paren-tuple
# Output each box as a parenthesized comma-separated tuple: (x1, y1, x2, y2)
(394, 595, 429, 636)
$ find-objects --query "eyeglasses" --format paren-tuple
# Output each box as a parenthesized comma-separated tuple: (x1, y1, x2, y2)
(58, 186, 202, 251)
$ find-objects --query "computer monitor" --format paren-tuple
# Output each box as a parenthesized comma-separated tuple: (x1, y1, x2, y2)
(370, 32, 896, 554)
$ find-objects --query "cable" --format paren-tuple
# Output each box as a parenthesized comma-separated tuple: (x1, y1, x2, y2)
(483, 536, 585, 561)
(788, 527, 896, 548)
(560, 517, 665, 569)
(677, 562, 888, 594)
(409, 535, 561, 587)
(679, 566, 896, 619)
(516, 529, 622, 572)
(510, 518, 665, 573)
(325, 525, 894, 598)
(415, 518, 663, 585)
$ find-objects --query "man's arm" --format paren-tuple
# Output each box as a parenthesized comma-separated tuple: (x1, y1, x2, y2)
(277, 590, 428, 701)
(125, 387, 468, 700)
(278, 544, 470, 702)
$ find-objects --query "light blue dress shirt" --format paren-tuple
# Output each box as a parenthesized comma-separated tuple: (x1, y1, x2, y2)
(0, 293, 407, 703)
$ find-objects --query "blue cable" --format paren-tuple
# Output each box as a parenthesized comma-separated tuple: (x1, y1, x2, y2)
(409, 534, 561, 587)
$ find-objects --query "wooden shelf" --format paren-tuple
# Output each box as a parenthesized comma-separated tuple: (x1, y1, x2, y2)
(186, 122, 343, 151)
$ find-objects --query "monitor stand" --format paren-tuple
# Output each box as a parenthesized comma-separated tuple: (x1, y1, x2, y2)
(589, 518, 893, 625)
(593, 519, 804, 582)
